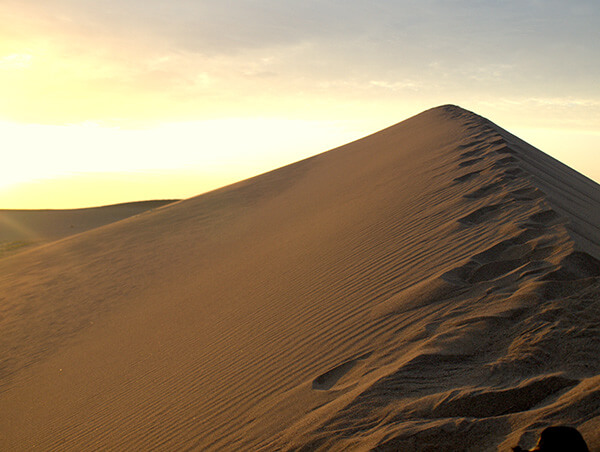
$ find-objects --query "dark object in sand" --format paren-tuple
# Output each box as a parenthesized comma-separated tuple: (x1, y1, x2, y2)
(512, 426, 589, 452)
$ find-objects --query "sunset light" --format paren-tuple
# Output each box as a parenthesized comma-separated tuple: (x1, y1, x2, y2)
(1, 0, 599, 207)
(2, 2, 600, 450)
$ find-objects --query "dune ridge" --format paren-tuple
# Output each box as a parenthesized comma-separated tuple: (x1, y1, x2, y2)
(1, 105, 599, 450)
(0, 199, 178, 257)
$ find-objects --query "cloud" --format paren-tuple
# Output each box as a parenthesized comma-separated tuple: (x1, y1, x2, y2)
(1, 0, 599, 125)
(8, 1, 597, 56)
(0, 53, 32, 69)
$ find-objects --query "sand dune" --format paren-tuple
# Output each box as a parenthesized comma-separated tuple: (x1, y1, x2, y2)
(1, 105, 599, 451)
(0, 200, 177, 257)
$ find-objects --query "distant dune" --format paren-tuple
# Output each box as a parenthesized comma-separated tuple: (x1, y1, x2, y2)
(0, 199, 178, 257)
(1, 106, 599, 451)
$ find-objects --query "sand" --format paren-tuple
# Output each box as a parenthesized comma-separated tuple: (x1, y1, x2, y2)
(0, 199, 177, 257)
(1, 105, 599, 451)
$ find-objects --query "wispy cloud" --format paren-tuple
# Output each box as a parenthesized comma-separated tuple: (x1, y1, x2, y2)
(1, 0, 599, 125)
(0, 53, 33, 69)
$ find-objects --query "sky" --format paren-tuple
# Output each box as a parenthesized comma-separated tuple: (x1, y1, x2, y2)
(1, 0, 599, 208)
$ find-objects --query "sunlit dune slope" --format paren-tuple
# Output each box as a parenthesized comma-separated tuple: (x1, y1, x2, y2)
(1, 105, 599, 451)
(0, 199, 178, 257)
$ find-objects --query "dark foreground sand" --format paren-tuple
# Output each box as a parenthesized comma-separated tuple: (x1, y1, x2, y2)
(1, 106, 599, 451)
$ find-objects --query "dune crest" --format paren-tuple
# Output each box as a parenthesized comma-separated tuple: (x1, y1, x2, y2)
(0, 199, 178, 257)
(1, 105, 599, 450)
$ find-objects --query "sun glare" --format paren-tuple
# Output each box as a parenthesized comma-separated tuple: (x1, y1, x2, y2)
(0, 118, 369, 209)
(1, 1, 598, 209)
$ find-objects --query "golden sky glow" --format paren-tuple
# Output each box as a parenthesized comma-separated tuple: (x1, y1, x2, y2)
(0, 118, 373, 208)
(1, 0, 599, 208)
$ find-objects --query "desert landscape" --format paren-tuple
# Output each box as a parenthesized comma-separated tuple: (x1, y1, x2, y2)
(1, 105, 598, 450)
(0, 200, 177, 258)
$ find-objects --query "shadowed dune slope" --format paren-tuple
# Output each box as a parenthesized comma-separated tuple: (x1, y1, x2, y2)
(0, 199, 178, 257)
(1, 105, 599, 451)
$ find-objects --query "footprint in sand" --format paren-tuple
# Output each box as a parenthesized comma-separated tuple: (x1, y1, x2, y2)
(456, 139, 485, 150)
(463, 181, 504, 199)
(453, 170, 481, 183)
(458, 203, 506, 225)
(429, 374, 578, 419)
(507, 187, 545, 201)
(493, 145, 516, 155)
(502, 167, 525, 179)
(459, 148, 484, 159)
(492, 156, 519, 168)
(459, 157, 485, 167)
(312, 352, 372, 391)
